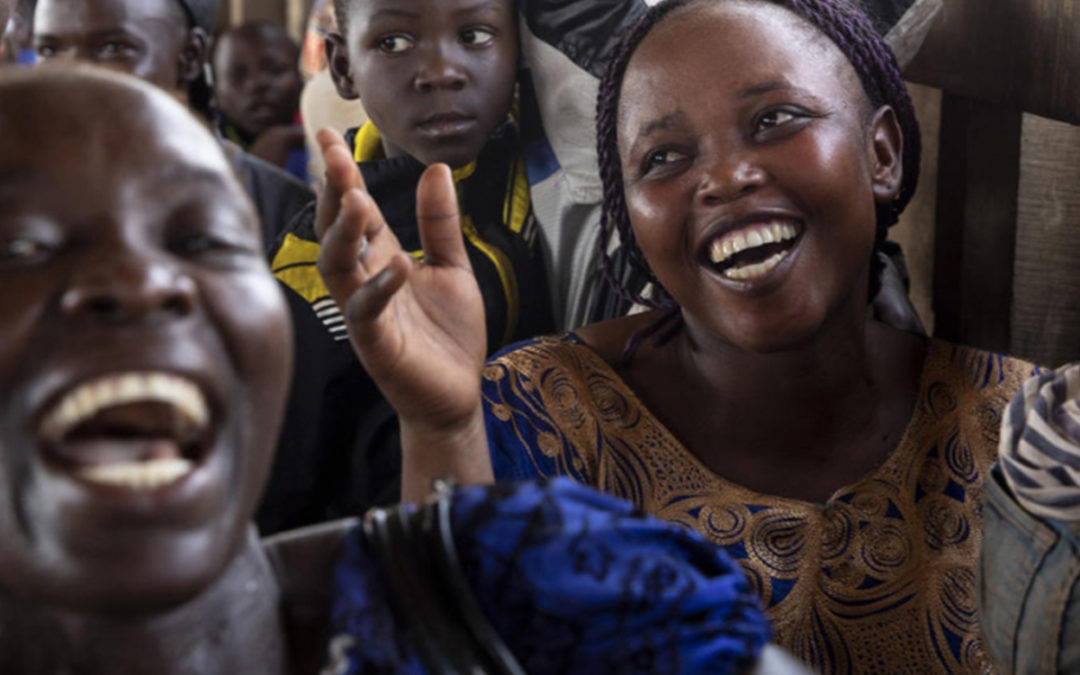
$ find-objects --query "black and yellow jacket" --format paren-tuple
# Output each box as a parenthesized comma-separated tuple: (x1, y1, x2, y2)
(257, 119, 553, 534)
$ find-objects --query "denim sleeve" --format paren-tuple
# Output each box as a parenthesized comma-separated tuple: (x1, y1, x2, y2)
(980, 462, 1080, 673)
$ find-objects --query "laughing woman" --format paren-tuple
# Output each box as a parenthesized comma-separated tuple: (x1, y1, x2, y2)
(316, 0, 1041, 671)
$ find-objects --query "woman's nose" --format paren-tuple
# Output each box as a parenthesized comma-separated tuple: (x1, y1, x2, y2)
(60, 248, 197, 323)
(696, 153, 767, 205)
(414, 45, 466, 92)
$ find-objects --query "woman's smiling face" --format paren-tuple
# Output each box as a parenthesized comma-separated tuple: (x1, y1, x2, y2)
(0, 71, 292, 614)
(617, 1, 902, 352)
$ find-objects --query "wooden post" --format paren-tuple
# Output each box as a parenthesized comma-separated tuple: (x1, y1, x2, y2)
(930, 95, 1022, 351)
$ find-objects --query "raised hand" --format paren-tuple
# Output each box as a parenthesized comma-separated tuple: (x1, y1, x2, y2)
(314, 129, 492, 499)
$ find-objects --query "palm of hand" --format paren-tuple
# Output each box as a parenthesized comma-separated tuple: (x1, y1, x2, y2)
(314, 128, 487, 432)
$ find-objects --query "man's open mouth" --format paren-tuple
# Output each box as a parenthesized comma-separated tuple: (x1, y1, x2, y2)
(704, 219, 804, 281)
(37, 372, 211, 490)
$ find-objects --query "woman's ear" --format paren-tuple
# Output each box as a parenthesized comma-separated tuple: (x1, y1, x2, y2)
(326, 33, 360, 100)
(868, 105, 903, 204)
(176, 27, 209, 88)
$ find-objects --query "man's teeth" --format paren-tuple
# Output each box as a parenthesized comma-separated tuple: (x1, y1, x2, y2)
(709, 222, 799, 265)
(78, 458, 194, 489)
(39, 372, 208, 443)
(722, 251, 788, 280)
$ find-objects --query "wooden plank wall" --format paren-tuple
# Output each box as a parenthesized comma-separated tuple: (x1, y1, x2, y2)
(902, 0, 1080, 360)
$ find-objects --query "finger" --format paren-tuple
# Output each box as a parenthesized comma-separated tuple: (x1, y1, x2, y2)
(318, 188, 399, 306)
(343, 252, 412, 330)
(416, 163, 471, 270)
(315, 128, 366, 241)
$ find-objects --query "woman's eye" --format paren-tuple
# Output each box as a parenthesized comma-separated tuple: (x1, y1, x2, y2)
(461, 27, 496, 46)
(641, 148, 688, 176)
(35, 45, 57, 59)
(756, 109, 800, 131)
(376, 35, 414, 54)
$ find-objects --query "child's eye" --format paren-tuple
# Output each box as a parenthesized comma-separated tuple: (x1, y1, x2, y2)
(460, 27, 496, 46)
(376, 35, 414, 54)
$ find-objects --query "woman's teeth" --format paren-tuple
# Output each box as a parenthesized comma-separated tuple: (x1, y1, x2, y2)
(708, 221, 800, 280)
(722, 251, 788, 280)
(78, 457, 194, 489)
(38, 372, 209, 490)
(39, 372, 208, 443)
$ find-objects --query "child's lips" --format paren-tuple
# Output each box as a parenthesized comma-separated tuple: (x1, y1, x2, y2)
(415, 112, 476, 139)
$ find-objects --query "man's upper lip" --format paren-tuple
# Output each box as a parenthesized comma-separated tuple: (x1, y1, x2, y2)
(416, 111, 474, 126)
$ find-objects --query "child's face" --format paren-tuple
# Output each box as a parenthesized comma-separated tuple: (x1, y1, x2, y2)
(0, 73, 292, 613)
(332, 0, 518, 168)
(617, 1, 900, 352)
(213, 27, 303, 137)
(33, 0, 189, 93)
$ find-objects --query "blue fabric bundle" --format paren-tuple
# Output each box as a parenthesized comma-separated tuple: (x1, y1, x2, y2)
(325, 478, 770, 674)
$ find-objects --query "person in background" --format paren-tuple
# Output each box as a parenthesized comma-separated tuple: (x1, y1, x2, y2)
(32, 0, 312, 253)
(213, 21, 308, 181)
(297, 0, 367, 183)
(0, 0, 34, 64)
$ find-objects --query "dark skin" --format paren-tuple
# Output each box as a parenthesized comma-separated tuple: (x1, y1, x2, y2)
(33, 0, 205, 94)
(326, 0, 519, 169)
(317, 0, 925, 504)
(0, 70, 335, 675)
(213, 23, 306, 168)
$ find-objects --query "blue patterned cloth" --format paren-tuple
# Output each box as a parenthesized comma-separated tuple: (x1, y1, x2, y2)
(325, 478, 770, 674)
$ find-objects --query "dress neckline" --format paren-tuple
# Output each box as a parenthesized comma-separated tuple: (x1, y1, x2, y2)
(557, 331, 937, 510)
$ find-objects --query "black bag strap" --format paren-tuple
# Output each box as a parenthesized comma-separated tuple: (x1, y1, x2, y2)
(362, 489, 525, 675)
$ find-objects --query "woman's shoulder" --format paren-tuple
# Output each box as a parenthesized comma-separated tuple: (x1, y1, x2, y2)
(923, 337, 1044, 396)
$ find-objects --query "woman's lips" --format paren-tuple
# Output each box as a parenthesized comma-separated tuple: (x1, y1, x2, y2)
(36, 372, 211, 491)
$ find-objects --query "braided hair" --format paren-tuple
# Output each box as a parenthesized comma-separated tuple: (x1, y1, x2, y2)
(595, 0, 921, 311)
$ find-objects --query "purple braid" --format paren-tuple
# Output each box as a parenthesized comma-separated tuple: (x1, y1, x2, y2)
(595, 0, 922, 309)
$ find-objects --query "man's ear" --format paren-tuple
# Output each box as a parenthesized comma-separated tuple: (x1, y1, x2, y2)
(868, 105, 903, 204)
(326, 33, 360, 100)
(177, 27, 208, 88)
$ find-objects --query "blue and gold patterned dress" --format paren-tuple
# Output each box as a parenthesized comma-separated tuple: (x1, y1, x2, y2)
(483, 334, 1039, 674)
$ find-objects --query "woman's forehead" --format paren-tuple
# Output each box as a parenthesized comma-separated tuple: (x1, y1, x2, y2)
(0, 76, 231, 186)
(620, 2, 864, 123)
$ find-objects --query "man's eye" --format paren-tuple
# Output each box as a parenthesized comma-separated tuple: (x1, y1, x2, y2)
(460, 27, 496, 46)
(376, 35, 414, 54)
(0, 238, 54, 263)
(97, 41, 135, 58)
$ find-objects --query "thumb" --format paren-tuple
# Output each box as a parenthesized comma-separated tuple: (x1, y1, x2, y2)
(416, 163, 470, 269)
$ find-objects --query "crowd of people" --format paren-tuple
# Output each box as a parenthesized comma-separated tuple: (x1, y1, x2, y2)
(0, 0, 1075, 673)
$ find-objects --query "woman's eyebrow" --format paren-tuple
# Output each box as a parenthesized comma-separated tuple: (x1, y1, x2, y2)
(453, 0, 505, 18)
(736, 80, 815, 100)
(638, 111, 688, 139)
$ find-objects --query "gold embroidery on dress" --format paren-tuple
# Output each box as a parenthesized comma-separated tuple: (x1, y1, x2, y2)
(483, 337, 1037, 674)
